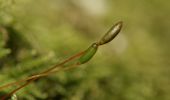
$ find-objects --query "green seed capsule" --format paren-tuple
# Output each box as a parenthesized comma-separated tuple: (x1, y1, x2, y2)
(98, 21, 123, 45)
(78, 43, 98, 64)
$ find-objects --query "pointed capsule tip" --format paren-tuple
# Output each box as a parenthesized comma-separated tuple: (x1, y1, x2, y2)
(115, 21, 123, 28)
(118, 21, 123, 24)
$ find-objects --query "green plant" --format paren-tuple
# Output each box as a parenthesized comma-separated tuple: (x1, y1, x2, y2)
(0, 21, 123, 99)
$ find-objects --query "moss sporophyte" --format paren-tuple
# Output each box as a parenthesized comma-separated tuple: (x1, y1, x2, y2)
(0, 21, 123, 99)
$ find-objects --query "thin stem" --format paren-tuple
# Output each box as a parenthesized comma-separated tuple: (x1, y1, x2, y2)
(0, 51, 85, 91)
(1, 63, 80, 100)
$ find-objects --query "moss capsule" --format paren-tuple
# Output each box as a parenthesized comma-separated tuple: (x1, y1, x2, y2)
(98, 21, 123, 45)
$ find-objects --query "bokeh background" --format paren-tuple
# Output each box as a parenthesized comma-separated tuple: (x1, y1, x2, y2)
(0, 0, 170, 100)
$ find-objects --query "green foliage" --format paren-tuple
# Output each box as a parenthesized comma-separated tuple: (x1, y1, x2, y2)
(0, 0, 170, 100)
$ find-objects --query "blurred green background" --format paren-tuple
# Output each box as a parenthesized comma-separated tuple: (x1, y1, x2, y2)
(0, 0, 170, 100)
